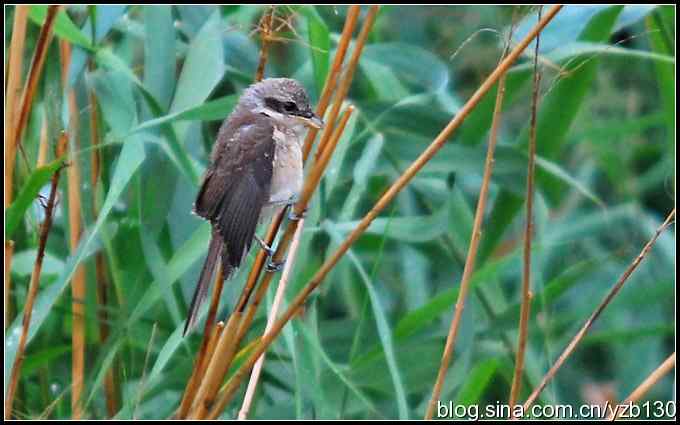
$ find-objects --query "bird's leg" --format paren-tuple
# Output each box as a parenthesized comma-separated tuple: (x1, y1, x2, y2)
(287, 202, 307, 222)
(254, 235, 285, 273)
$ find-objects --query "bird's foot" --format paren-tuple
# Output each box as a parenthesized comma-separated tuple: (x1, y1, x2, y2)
(254, 235, 275, 257)
(265, 258, 285, 273)
(288, 207, 307, 222)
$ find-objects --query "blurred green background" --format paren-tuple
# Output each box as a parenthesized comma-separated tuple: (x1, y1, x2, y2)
(5, 5, 675, 419)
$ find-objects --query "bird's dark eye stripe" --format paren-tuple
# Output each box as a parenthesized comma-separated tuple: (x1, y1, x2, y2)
(265, 97, 298, 114)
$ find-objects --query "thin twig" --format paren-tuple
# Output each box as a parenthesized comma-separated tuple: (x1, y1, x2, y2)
(5, 6, 32, 334)
(313, 6, 378, 162)
(522, 209, 676, 411)
(509, 6, 542, 414)
(238, 217, 306, 420)
(423, 26, 518, 422)
(607, 352, 675, 420)
(205, 6, 563, 420)
(301, 5, 360, 161)
(4, 135, 67, 420)
(254, 6, 275, 82)
(12, 5, 60, 170)
(177, 266, 224, 418)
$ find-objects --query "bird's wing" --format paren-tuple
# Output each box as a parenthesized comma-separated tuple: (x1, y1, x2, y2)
(194, 114, 276, 273)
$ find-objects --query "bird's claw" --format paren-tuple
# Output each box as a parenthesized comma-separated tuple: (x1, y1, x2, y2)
(288, 207, 307, 222)
(265, 259, 285, 273)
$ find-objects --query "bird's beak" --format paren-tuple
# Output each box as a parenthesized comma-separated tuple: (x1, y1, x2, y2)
(298, 113, 324, 129)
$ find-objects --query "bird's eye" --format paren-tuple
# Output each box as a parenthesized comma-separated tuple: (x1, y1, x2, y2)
(283, 101, 297, 112)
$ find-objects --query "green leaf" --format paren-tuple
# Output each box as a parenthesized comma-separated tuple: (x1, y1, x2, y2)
(394, 256, 512, 340)
(327, 200, 449, 243)
(295, 321, 380, 416)
(5, 157, 65, 239)
(325, 223, 410, 419)
(478, 6, 624, 264)
(454, 358, 500, 406)
(4, 137, 146, 395)
(303, 6, 330, 94)
(28, 5, 94, 50)
(143, 6, 176, 110)
(646, 7, 675, 148)
(131, 95, 237, 134)
(170, 10, 225, 139)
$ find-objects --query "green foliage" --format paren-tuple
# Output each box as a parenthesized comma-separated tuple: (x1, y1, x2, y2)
(5, 5, 675, 419)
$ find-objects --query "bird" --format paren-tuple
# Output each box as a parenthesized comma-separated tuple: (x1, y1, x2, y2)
(183, 78, 323, 335)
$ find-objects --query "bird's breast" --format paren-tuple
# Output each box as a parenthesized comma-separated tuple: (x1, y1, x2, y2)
(268, 127, 303, 207)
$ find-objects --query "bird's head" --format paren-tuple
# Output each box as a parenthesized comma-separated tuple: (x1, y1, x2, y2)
(240, 78, 324, 130)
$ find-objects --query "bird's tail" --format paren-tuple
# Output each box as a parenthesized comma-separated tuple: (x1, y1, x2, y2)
(183, 232, 222, 336)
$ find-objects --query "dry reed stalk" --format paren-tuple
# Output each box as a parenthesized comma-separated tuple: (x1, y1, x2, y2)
(59, 39, 87, 419)
(238, 217, 305, 420)
(4, 135, 67, 420)
(206, 6, 564, 420)
(301, 5, 360, 161)
(607, 352, 675, 420)
(522, 208, 676, 411)
(196, 106, 353, 420)
(508, 7, 542, 413)
(313, 5, 378, 162)
(5, 5, 29, 208)
(254, 6, 275, 82)
(423, 60, 512, 420)
(11, 5, 60, 170)
(177, 267, 224, 418)
(5, 6, 42, 336)
(188, 312, 243, 418)
(36, 117, 49, 167)
(85, 59, 119, 416)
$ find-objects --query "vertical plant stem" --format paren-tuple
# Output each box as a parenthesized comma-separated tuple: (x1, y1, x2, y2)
(36, 117, 50, 168)
(188, 312, 243, 419)
(313, 5, 378, 162)
(5, 6, 39, 336)
(60, 40, 87, 419)
(87, 57, 119, 417)
(238, 217, 305, 420)
(301, 5, 360, 161)
(423, 47, 512, 423)
(207, 6, 563, 420)
(522, 209, 676, 411)
(177, 267, 224, 419)
(5, 5, 29, 208)
(254, 6, 275, 82)
(509, 6, 542, 413)
(607, 352, 675, 420)
(4, 136, 67, 420)
(12, 5, 60, 169)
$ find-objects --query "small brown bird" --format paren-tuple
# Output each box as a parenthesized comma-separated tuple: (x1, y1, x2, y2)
(184, 78, 323, 335)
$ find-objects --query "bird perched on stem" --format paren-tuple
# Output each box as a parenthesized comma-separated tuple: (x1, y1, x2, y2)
(184, 78, 323, 335)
